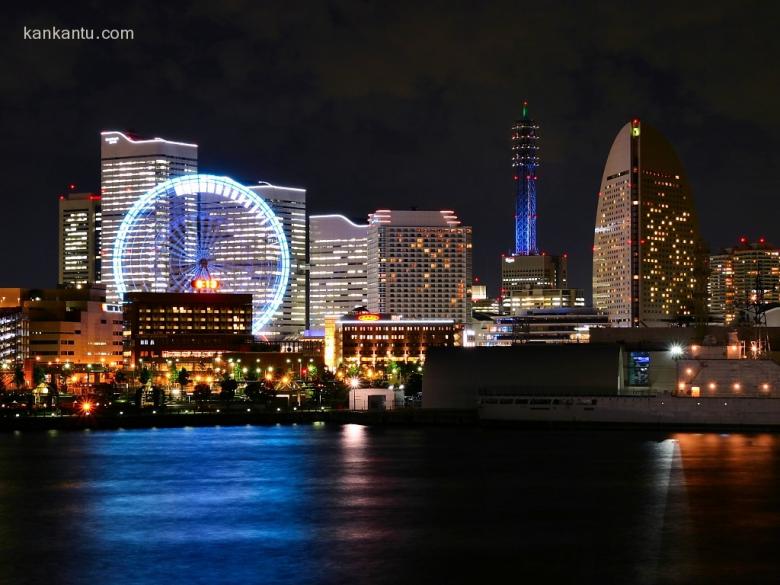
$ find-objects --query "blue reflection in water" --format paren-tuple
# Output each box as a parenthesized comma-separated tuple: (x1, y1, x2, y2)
(1, 427, 779, 585)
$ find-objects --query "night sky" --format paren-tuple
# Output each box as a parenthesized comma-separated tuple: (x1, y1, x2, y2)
(3, 1, 779, 296)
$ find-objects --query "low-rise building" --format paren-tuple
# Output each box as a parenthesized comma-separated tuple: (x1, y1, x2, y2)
(324, 310, 460, 369)
(123, 292, 254, 366)
(0, 285, 122, 367)
(493, 308, 609, 344)
(424, 331, 780, 413)
(123, 291, 316, 387)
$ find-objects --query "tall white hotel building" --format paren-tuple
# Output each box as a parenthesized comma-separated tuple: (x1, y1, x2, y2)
(367, 210, 472, 324)
(100, 131, 198, 303)
(308, 214, 369, 329)
(249, 183, 307, 338)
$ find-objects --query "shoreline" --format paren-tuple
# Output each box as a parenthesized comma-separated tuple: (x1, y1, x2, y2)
(3, 409, 780, 433)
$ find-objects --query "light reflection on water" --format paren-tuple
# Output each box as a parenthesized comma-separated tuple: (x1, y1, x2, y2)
(0, 426, 779, 584)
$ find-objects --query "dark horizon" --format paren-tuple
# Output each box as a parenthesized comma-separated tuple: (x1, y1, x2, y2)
(3, 2, 779, 296)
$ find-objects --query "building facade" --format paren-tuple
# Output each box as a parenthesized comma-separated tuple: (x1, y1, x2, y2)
(0, 286, 123, 366)
(250, 183, 307, 339)
(0, 307, 28, 365)
(366, 209, 472, 324)
(593, 119, 706, 327)
(59, 192, 102, 285)
(501, 253, 567, 291)
(492, 308, 610, 345)
(502, 288, 585, 314)
(123, 292, 253, 365)
(324, 311, 459, 369)
(309, 214, 369, 329)
(100, 130, 198, 303)
(500, 252, 580, 316)
(709, 238, 780, 324)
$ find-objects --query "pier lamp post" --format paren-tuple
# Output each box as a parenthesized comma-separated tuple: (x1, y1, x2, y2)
(670, 344, 685, 396)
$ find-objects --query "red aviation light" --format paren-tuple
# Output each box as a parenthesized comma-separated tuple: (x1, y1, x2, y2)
(759, 236, 766, 244)
(739, 236, 748, 244)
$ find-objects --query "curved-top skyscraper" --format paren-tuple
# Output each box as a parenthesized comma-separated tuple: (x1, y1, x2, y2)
(593, 119, 705, 327)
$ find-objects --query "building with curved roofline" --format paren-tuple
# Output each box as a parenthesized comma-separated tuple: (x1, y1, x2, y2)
(593, 119, 706, 327)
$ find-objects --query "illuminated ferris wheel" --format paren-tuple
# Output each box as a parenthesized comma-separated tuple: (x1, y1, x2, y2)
(113, 174, 289, 335)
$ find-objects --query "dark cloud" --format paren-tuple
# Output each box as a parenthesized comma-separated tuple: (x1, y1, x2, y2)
(1, 0, 779, 293)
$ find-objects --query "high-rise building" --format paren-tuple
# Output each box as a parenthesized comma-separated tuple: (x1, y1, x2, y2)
(512, 101, 540, 255)
(593, 119, 706, 327)
(100, 131, 198, 304)
(708, 251, 733, 323)
(471, 279, 487, 302)
(501, 253, 567, 291)
(59, 192, 102, 285)
(709, 237, 780, 324)
(309, 214, 369, 329)
(366, 209, 472, 324)
(249, 183, 307, 338)
(500, 251, 582, 315)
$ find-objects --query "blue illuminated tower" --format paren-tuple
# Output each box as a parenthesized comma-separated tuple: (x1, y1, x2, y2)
(512, 101, 540, 255)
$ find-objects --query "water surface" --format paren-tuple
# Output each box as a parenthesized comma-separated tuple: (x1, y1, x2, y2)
(1, 425, 779, 584)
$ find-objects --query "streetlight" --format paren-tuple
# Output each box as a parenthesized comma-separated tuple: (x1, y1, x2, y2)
(670, 344, 685, 396)
(349, 377, 361, 409)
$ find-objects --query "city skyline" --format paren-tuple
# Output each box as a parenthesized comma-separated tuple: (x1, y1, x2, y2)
(13, 113, 773, 302)
(4, 3, 779, 296)
(5, 6, 780, 585)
